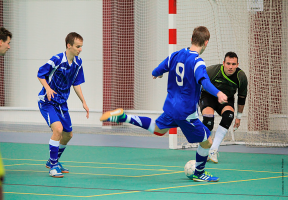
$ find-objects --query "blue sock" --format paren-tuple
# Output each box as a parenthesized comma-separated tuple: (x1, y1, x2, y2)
(58, 144, 66, 160)
(194, 145, 209, 175)
(125, 115, 155, 133)
(49, 139, 59, 167)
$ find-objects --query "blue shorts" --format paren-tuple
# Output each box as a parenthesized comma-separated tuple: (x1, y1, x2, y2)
(38, 101, 72, 132)
(155, 112, 210, 143)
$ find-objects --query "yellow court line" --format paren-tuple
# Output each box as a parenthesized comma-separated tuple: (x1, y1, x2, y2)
(2, 158, 181, 168)
(4, 169, 183, 178)
(207, 167, 288, 175)
(5, 163, 175, 172)
(3, 158, 287, 175)
(4, 163, 28, 167)
(4, 175, 288, 198)
(145, 175, 288, 191)
(4, 191, 90, 198)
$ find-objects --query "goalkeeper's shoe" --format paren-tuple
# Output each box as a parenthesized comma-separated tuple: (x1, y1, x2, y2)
(100, 108, 126, 123)
(46, 160, 69, 173)
(193, 171, 219, 182)
(49, 164, 64, 178)
(208, 149, 219, 164)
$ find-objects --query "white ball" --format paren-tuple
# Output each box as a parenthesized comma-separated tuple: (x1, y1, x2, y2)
(184, 160, 196, 179)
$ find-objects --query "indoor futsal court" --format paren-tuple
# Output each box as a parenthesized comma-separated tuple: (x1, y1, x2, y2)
(1, 0, 288, 199)
(0, 133, 287, 199)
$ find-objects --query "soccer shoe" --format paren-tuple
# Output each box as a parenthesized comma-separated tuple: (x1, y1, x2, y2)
(46, 160, 69, 173)
(100, 108, 126, 123)
(208, 149, 219, 164)
(193, 171, 219, 182)
(49, 165, 64, 178)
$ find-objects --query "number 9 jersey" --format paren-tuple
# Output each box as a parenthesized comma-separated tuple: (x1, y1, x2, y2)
(152, 48, 219, 121)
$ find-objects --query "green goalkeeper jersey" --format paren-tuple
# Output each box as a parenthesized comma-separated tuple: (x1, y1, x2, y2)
(205, 64, 248, 98)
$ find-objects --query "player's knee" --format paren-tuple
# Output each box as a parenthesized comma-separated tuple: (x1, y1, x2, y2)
(200, 137, 212, 149)
(220, 110, 234, 129)
(57, 126, 63, 134)
(65, 132, 73, 140)
(52, 125, 63, 136)
(202, 115, 214, 131)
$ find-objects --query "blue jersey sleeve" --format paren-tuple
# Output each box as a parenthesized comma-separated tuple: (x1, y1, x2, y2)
(152, 52, 177, 77)
(200, 78, 219, 97)
(73, 66, 85, 86)
(194, 60, 219, 97)
(37, 56, 60, 79)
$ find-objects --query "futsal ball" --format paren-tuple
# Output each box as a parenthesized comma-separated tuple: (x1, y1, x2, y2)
(184, 160, 196, 179)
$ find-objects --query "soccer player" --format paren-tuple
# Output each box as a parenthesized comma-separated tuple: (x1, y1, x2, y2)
(37, 32, 89, 178)
(199, 52, 248, 163)
(0, 26, 12, 200)
(100, 26, 227, 182)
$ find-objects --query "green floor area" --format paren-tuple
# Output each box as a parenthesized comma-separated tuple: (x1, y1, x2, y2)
(0, 143, 287, 199)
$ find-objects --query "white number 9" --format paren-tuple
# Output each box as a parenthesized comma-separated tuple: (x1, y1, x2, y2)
(176, 62, 184, 86)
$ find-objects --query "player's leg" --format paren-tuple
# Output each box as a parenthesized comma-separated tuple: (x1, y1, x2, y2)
(209, 104, 234, 163)
(38, 102, 64, 178)
(0, 152, 4, 200)
(199, 91, 217, 131)
(0, 177, 2, 200)
(178, 119, 219, 182)
(100, 108, 170, 136)
(55, 131, 72, 173)
(202, 107, 215, 131)
(53, 110, 73, 173)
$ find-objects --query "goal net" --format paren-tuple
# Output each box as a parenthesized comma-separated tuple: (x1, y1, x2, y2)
(0, 0, 287, 148)
(176, 0, 288, 148)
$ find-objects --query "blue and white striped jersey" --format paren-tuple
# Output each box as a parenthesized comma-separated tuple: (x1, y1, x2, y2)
(152, 48, 219, 120)
(37, 52, 85, 110)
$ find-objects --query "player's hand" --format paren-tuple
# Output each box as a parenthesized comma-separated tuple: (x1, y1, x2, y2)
(46, 88, 57, 101)
(152, 75, 163, 79)
(233, 118, 240, 131)
(217, 91, 228, 104)
(83, 102, 89, 119)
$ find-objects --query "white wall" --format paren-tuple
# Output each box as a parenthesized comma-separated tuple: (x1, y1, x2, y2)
(4, 0, 103, 111)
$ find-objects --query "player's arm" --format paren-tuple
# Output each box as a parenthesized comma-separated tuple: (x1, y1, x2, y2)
(73, 85, 89, 119)
(234, 70, 248, 131)
(152, 53, 176, 79)
(233, 96, 246, 131)
(37, 78, 57, 101)
(72, 65, 89, 118)
(37, 58, 58, 101)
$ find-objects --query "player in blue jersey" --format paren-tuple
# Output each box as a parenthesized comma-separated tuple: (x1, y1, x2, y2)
(100, 26, 227, 182)
(37, 32, 89, 178)
(0, 26, 12, 200)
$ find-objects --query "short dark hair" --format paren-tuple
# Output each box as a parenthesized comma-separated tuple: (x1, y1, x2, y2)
(191, 26, 210, 46)
(65, 32, 83, 48)
(0, 27, 12, 42)
(224, 51, 238, 63)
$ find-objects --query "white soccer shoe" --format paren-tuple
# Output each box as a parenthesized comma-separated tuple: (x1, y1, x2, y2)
(208, 149, 219, 164)
(49, 165, 64, 178)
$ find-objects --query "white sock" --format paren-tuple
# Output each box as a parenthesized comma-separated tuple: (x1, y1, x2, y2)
(211, 125, 228, 150)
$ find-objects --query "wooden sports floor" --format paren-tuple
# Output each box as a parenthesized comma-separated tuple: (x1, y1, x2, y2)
(1, 142, 287, 200)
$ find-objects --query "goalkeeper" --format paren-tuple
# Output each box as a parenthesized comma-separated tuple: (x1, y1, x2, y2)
(199, 52, 248, 164)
